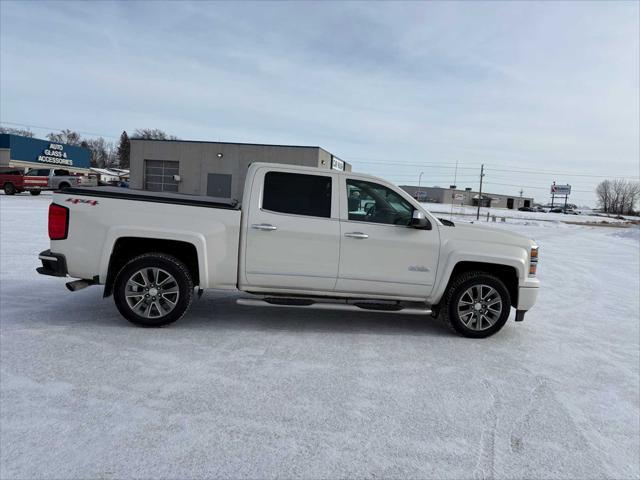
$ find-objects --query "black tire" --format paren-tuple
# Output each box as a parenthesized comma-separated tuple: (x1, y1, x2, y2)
(113, 253, 194, 327)
(3, 183, 16, 195)
(29, 190, 41, 196)
(58, 182, 70, 190)
(440, 271, 511, 338)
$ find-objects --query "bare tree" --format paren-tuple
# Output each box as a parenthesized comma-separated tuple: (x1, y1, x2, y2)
(84, 137, 117, 168)
(132, 128, 179, 140)
(0, 126, 34, 137)
(595, 180, 611, 212)
(596, 179, 640, 215)
(47, 129, 82, 146)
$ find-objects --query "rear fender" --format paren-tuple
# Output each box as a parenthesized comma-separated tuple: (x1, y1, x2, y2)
(99, 227, 208, 287)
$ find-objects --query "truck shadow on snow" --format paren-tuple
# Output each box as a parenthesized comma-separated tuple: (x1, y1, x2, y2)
(26, 285, 457, 337)
(182, 293, 454, 337)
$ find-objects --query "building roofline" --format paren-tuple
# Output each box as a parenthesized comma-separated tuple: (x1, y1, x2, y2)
(130, 137, 325, 150)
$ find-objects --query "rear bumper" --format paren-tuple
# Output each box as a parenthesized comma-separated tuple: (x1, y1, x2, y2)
(36, 249, 68, 277)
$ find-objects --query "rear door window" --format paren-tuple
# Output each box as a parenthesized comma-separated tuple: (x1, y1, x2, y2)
(26, 169, 50, 176)
(262, 171, 332, 218)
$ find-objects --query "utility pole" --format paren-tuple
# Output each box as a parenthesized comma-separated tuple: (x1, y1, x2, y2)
(418, 171, 424, 201)
(476, 164, 484, 220)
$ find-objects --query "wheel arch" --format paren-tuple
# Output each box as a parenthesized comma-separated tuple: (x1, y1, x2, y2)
(437, 261, 519, 309)
(103, 237, 201, 297)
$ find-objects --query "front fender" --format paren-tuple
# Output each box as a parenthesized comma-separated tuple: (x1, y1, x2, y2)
(428, 239, 529, 304)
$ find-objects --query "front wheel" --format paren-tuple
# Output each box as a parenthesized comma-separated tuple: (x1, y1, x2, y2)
(441, 272, 511, 338)
(113, 253, 194, 327)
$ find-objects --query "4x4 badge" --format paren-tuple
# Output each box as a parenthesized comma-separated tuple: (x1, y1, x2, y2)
(66, 198, 98, 206)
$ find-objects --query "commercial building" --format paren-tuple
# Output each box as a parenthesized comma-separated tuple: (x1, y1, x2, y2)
(0, 134, 91, 173)
(129, 139, 350, 201)
(400, 185, 534, 210)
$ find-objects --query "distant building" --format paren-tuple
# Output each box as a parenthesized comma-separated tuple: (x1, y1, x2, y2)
(129, 138, 350, 201)
(400, 185, 534, 210)
(90, 168, 130, 184)
(0, 134, 91, 173)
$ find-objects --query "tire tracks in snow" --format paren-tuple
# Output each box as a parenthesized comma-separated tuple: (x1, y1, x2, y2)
(474, 379, 501, 480)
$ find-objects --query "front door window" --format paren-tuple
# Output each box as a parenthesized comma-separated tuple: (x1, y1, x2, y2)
(347, 179, 413, 226)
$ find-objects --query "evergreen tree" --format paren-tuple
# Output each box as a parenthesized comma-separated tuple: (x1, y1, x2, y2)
(117, 131, 130, 168)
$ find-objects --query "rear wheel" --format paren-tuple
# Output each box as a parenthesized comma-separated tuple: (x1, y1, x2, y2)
(29, 190, 41, 196)
(113, 253, 194, 327)
(441, 271, 511, 338)
(3, 183, 16, 195)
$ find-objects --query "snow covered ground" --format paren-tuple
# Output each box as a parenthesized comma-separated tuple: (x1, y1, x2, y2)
(1, 193, 639, 479)
(420, 202, 635, 225)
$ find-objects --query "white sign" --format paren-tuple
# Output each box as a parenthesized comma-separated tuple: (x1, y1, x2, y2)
(331, 157, 345, 171)
(38, 143, 73, 166)
(454, 193, 464, 200)
(550, 184, 571, 195)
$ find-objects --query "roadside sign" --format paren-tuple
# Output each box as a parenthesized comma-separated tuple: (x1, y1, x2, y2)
(331, 156, 345, 171)
(550, 184, 571, 195)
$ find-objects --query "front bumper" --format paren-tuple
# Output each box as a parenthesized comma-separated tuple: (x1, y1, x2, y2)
(517, 285, 539, 311)
(36, 249, 68, 277)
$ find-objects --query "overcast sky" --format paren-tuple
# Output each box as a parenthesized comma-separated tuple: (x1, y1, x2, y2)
(1, 1, 638, 205)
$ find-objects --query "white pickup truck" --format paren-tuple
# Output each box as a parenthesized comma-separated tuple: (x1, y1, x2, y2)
(37, 163, 539, 338)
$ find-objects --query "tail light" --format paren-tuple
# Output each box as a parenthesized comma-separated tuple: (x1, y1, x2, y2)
(48, 204, 69, 240)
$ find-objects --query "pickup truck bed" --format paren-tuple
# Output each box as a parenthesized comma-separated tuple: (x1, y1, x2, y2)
(62, 186, 239, 209)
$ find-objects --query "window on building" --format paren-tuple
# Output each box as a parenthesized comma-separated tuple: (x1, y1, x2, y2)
(347, 179, 413, 226)
(144, 160, 179, 192)
(262, 171, 332, 218)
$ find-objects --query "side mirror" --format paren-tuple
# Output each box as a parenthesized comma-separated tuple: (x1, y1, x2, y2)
(410, 210, 431, 230)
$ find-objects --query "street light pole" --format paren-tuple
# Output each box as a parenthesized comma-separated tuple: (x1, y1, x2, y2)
(418, 171, 424, 201)
(476, 164, 485, 220)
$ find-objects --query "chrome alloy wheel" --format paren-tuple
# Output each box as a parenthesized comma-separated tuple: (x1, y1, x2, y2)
(125, 267, 180, 318)
(457, 284, 503, 331)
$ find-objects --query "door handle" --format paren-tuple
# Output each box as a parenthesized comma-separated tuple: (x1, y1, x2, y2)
(251, 223, 277, 231)
(344, 232, 368, 239)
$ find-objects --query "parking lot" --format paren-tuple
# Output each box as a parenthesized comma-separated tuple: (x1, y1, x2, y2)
(1, 193, 639, 479)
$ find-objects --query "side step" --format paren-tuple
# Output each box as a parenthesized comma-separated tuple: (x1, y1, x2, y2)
(237, 297, 431, 315)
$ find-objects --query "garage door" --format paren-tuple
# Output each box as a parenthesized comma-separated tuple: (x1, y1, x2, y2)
(144, 160, 179, 192)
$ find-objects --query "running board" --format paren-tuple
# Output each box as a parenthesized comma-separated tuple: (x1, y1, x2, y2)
(236, 298, 431, 315)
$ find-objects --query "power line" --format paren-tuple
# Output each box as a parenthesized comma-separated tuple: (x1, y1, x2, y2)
(350, 158, 636, 179)
(0, 121, 119, 140)
(483, 181, 593, 193)
(484, 167, 638, 179)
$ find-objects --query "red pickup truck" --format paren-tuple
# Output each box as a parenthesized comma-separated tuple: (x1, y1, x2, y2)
(0, 168, 48, 195)
(1, 168, 97, 195)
